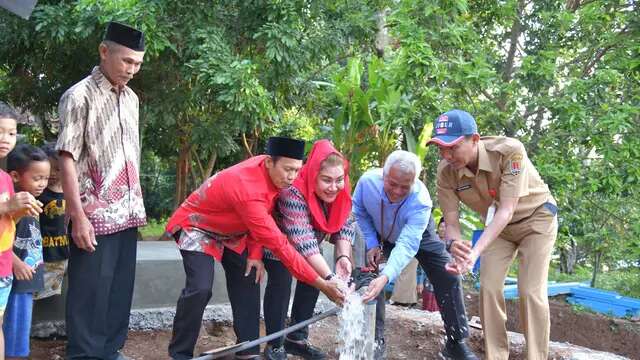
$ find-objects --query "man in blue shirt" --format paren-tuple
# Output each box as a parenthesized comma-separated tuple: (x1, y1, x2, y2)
(355, 150, 477, 360)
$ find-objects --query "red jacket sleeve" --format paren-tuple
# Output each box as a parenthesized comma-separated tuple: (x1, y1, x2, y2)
(234, 199, 319, 284)
(246, 238, 263, 260)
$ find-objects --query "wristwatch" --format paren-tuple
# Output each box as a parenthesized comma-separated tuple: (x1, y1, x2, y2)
(324, 273, 336, 281)
(445, 238, 455, 252)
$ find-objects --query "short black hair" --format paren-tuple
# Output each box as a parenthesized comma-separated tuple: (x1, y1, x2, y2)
(270, 155, 281, 164)
(7, 143, 49, 173)
(0, 102, 19, 122)
(41, 142, 59, 160)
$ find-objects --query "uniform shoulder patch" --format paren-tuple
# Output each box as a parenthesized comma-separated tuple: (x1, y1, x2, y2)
(508, 158, 521, 175)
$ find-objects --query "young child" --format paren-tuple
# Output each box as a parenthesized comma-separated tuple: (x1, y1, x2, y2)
(0, 105, 42, 360)
(3, 143, 49, 360)
(34, 143, 68, 300)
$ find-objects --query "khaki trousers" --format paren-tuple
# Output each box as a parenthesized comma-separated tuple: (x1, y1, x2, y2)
(479, 206, 557, 360)
(390, 258, 419, 304)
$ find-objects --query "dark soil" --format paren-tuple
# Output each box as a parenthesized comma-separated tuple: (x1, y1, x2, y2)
(30, 317, 487, 360)
(464, 292, 640, 359)
(29, 293, 639, 360)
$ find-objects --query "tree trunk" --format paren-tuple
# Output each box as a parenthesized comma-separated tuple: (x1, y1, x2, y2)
(241, 133, 254, 158)
(190, 148, 218, 185)
(175, 140, 191, 207)
(559, 237, 577, 274)
(497, 0, 525, 136)
(374, 9, 390, 58)
(502, 0, 525, 83)
(590, 250, 602, 288)
(204, 150, 217, 179)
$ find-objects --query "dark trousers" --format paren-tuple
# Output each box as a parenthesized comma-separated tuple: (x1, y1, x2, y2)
(65, 227, 138, 360)
(263, 259, 320, 347)
(375, 231, 470, 343)
(168, 249, 260, 360)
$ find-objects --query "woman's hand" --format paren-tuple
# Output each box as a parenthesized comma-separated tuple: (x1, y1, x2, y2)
(335, 256, 352, 280)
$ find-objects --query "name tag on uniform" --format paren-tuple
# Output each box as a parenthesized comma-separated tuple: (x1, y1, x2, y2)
(456, 184, 472, 192)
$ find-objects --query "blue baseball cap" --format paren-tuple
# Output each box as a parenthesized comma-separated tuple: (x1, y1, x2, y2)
(427, 109, 478, 147)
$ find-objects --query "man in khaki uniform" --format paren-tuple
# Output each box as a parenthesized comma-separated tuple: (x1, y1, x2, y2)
(428, 109, 558, 360)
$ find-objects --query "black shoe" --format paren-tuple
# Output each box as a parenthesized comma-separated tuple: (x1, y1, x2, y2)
(441, 339, 478, 360)
(283, 338, 327, 360)
(264, 345, 287, 360)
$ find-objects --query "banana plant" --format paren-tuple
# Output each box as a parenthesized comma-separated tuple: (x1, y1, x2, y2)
(404, 120, 433, 164)
(329, 56, 410, 181)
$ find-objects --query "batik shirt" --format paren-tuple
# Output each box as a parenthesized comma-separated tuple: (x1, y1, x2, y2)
(56, 66, 146, 235)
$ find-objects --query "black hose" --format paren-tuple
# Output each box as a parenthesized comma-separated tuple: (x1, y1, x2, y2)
(192, 306, 340, 359)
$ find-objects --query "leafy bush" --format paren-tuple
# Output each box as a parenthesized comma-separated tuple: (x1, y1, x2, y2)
(139, 218, 168, 240)
(140, 150, 176, 221)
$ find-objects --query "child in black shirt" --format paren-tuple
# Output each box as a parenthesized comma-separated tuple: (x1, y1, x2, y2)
(34, 143, 69, 300)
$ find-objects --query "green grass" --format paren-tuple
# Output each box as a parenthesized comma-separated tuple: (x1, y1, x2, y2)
(548, 266, 640, 299)
(139, 218, 167, 239)
(507, 262, 640, 299)
(547, 265, 592, 283)
(588, 269, 640, 299)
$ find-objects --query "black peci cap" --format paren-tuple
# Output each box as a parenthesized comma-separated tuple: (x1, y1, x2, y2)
(266, 137, 305, 160)
(104, 21, 145, 51)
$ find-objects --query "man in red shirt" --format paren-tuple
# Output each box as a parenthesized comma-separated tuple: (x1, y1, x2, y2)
(165, 137, 345, 360)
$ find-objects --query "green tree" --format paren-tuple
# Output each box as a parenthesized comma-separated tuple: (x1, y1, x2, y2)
(1, 0, 380, 206)
(2, 0, 638, 289)
(383, 0, 639, 283)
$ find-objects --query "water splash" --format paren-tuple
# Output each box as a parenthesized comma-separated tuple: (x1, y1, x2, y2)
(337, 287, 376, 360)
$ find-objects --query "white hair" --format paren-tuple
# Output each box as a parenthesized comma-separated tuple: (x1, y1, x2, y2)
(382, 150, 421, 183)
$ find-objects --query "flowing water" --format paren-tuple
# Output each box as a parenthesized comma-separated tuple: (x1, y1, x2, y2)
(337, 287, 376, 360)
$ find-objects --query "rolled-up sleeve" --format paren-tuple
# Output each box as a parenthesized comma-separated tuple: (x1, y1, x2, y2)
(56, 92, 86, 161)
